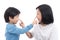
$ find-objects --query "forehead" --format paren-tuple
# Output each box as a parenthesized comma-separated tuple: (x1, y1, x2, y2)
(36, 9, 41, 14)
(14, 15, 19, 17)
(36, 9, 41, 13)
(36, 9, 40, 12)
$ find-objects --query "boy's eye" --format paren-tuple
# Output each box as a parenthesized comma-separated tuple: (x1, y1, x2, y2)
(16, 15, 19, 17)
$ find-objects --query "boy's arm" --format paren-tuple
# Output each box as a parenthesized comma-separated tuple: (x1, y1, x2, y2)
(7, 24, 33, 35)
(19, 24, 33, 34)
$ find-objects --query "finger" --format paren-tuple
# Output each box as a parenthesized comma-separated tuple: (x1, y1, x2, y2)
(34, 17, 37, 20)
(19, 19, 23, 23)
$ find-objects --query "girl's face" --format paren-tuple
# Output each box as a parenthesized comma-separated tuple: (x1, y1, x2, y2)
(36, 9, 42, 23)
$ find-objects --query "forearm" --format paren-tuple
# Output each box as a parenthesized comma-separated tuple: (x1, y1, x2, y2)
(20, 24, 33, 38)
(20, 24, 33, 34)
(26, 32, 33, 38)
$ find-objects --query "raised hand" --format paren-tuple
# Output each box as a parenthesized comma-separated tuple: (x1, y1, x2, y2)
(32, 18, 38, 25)
(19, 19, 25, 28)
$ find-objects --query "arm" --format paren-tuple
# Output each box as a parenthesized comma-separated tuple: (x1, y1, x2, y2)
(7, 24, 33, 35)
(19, 19, 37, 37)
(26, 32, 33, 38)
(19, 21, 33, 38)
(19, 24, 33, 34)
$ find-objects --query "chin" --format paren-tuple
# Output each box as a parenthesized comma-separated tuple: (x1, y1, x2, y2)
(14, 22, 17, 24)
(38, 19, 40, 21)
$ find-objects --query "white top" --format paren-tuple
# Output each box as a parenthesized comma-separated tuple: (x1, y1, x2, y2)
(31, 23, 58, 40)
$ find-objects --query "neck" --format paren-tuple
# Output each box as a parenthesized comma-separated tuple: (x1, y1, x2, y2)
(9, 21, 14, 24)
(40, 23, 47, 27)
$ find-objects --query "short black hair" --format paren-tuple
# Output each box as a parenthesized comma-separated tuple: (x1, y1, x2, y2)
(36, 4, 54, 24)
(4, 7, 20, 23)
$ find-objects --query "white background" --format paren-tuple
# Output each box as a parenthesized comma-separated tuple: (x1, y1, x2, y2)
(0, 0, 60, 40)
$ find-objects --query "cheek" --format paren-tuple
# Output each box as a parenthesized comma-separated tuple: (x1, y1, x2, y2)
(16, 18, 19, 22)
(36, 9, 42, 22)
(14, 18, 19, 22)
(37, 15, 42, 20)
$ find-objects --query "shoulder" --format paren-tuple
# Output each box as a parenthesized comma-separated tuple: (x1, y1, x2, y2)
(49, 23, 58, 33)
(6, 23, 16, 29)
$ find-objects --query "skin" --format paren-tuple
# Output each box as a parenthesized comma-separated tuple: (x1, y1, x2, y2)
(36, 9, 42, 22)
(9, 15, 19, 24)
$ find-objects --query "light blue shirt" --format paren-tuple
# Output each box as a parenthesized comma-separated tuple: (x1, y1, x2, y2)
(5, 23, 33, 40)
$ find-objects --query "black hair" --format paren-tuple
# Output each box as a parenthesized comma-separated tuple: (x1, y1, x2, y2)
(4, 7, 20, 23)
(36, 4, 54, 24)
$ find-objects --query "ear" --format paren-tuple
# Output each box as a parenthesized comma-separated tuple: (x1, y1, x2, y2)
(9, 16, 12, 21)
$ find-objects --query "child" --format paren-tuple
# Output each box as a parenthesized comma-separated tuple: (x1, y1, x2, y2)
(4, 7, 37, 40)
(26, 4, 58, 40)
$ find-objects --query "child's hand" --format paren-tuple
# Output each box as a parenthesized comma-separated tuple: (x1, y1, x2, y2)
(19, 19, 25, 28)
(32, 18, 38, 25)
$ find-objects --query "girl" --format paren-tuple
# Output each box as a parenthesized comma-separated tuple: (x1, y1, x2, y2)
(26, 4, 58, 40)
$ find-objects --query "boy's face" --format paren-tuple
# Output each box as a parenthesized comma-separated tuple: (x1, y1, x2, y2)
(9, 15, 19, 24)
(36, 9, 42, 23)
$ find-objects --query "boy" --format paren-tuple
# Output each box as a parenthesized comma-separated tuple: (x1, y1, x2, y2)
(4, 7, 37, 40)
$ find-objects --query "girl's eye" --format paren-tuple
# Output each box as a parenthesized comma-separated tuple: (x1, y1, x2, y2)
(37, 13, 39, 15)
